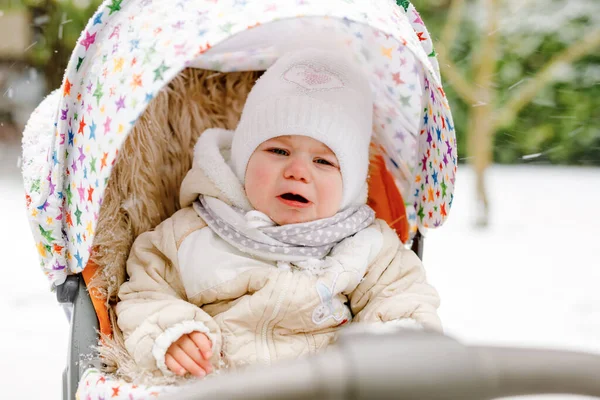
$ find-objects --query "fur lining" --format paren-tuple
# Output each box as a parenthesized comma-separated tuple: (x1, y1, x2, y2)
(96, 333, 186, 386)
(152, 320, 217, 376)
(192, 128, 252, 210)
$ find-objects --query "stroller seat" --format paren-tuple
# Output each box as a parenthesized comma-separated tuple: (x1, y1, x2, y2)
(21, 2, 457, 399)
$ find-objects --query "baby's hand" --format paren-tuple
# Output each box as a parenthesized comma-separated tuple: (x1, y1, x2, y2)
(165, 331, 213, 378)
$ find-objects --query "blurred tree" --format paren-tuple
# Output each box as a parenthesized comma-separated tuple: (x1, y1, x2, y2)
(415, 0, 600, 226)
(11, 0, 102, 90)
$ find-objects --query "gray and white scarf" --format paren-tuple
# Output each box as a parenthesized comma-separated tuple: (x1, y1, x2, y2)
(193, 195, 375, 262)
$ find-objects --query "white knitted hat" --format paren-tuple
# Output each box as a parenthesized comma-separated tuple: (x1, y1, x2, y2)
(231, 48, 374, 211)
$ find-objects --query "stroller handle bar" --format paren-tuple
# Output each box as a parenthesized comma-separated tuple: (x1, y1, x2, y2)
(162, 331, 600, 400)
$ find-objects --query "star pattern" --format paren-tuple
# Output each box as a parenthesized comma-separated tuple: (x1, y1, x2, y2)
(80, 31, 97, 51)
(107, 0, 123, 15)
(153, 62, 169, 82)
(75, 368, 170, 399)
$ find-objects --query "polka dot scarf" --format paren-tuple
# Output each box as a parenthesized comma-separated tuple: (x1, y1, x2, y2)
(193, 195, 375, 262)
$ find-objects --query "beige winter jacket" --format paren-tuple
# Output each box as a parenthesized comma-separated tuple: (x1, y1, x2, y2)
(116, 128, 441, 377)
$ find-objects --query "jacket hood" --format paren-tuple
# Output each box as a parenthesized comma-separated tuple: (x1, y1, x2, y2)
(180, 128, 253, 210)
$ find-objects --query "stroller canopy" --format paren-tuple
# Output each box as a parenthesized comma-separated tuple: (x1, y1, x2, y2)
(22, 0, 457, 286)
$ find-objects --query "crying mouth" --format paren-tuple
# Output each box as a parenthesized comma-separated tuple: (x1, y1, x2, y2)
(280, 193, 309, 203)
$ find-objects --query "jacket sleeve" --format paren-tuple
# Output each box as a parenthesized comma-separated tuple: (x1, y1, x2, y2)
(116, 211, 222, 376)
(348, 220, 442, 332)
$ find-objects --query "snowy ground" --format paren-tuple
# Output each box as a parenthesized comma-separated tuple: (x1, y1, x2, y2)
(426, 165, 600, 356)
(1, 142, 599, 399)
(1, 144, 69, 399)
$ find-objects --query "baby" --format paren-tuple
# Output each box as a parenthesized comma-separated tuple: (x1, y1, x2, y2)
(116, 49, 441, 379)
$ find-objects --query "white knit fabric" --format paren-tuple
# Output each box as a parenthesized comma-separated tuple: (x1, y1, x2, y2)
(231, 48, 374, 210)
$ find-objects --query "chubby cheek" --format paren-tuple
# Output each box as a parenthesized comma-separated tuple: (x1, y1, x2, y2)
(245, 157, 275, 209)
(317, 175, 343, 217)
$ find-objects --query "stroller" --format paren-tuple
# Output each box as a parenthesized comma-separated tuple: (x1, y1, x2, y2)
(21, 0, 600, 399)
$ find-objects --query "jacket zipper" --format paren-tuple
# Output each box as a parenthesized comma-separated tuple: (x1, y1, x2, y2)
(260, 273, 292, 364)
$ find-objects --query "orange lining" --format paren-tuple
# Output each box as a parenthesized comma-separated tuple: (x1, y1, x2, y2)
(367, 154, 410, 243)
(81, 260, 113, 338)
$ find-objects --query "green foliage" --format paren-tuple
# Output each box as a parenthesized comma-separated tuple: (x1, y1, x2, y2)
(496, 63, 600, 165)
(16, 0, 103, 88)
(494, 28, 600, 165)
(415, 0, 600, 165)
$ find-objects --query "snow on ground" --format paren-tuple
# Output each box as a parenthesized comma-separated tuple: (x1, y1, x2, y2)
(425, 165, 600, 400)
(1, 143, 599, 399)
(1, 145, 69, 399)
(426, 165, 600, 356)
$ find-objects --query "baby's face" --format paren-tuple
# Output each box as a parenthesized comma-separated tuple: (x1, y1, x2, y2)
(245, 135, 342, 225)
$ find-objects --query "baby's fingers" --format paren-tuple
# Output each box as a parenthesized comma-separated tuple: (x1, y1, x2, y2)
(165, 353, 186, 376)
(189, 331, 213, 359)
(179, 335, 213, 375)
(168, 344, 207, 378)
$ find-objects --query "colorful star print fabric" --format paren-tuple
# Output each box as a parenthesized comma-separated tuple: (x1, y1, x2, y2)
(22, 0, 457, 288)
(76, 368, 172, 399)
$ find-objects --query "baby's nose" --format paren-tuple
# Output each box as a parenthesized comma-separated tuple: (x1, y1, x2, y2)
(284, 158, 311, 182)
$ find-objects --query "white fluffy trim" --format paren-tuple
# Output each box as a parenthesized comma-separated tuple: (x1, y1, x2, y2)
(152, 320, 217, 376)
(193, 128, 252, 210)
(22, 89, 60, 206)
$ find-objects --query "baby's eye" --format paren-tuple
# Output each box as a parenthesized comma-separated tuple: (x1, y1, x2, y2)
(268, 148, 289, 156)
(314, 158, 336, 167)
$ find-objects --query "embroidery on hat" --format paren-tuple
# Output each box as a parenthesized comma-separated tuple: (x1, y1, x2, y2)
(283, 62, 345, 91)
